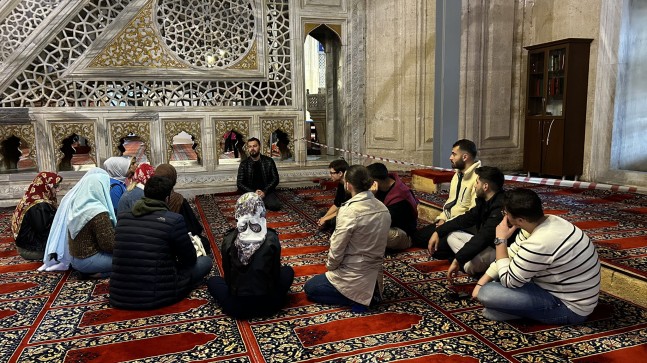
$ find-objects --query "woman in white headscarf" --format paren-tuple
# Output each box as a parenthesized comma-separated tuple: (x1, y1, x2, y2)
(103, 156, 134, 214)
(67, 171, 117, 277)
(40, 168, 110, 272)
(207, 192, 294, 319)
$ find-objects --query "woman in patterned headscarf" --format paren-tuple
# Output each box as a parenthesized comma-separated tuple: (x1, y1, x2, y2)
(117, 163, 155, 214)
(11, 172, 62, 260)
(207, 192, 294, 319)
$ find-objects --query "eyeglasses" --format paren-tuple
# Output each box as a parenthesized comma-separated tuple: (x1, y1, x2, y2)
(329, 171, 341, 175)
(501, 210, 508, 217)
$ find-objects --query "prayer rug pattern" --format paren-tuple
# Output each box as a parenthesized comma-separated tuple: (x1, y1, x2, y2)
(1, 185, 647, 362)
(414, 181, 647, 280)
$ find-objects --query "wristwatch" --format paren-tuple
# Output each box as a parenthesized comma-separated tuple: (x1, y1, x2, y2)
(494, 237, 507, 245)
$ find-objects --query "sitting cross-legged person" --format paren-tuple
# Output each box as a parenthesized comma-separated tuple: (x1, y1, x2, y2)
(304, 165, 391, 312)
(68, 171, 118, 278)
(117, 163, 155, 215)
(103, 156, 135, 215)
(317, 159, 350, 231)
(110, 176, 213, 310)
(207, 192, 294, 319)
(11, 172, 62, 260)
(473, 188, 601, 325)
(154, 163, 210, 255)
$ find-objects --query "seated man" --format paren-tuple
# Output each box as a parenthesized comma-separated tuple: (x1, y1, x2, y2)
(412, 139, 481, 249)
(110, 176, 213, 310)
(317, 159, 350, 230)
(473, 188, 601, 325)
(367, 162, 419, 251)
(427, 166, 505, 282)
(236, 137, 281, 211)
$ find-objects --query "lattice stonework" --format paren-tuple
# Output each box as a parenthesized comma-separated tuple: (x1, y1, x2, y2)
(157, 0, 256, 69)
(50, 122, 97, 164)
(0, 124, 35, 159)
(260, 118, 294, 156)
(215, 119, 250, 156)
(109, 121, 152, 161)
(89, 0, 188, 69)
(163, 120, 202, 163)
(1, 0, 293, 107)
(0, 0, 63, 64)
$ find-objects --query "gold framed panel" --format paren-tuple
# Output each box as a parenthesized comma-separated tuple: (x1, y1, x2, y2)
(50, 122, 97, 166)
(214, 118, 250, 158)
(0, 124, 36, 160)
(108, 121, 152, 162)
(163, 119, 202, 164)
(260, 118, 295, 157)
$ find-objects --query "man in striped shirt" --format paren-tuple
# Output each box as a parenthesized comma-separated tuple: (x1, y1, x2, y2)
(472, 188, 601, 325)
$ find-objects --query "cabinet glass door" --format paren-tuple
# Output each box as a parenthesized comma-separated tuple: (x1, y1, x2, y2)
(527, 52, 544, 116)
(546, 48, 565, 117)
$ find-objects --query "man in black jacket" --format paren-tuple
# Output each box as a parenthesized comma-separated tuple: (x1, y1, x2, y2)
(236, 137, 282, 211)
(109, 176, 213, 310)
(427, 166, 505, 284)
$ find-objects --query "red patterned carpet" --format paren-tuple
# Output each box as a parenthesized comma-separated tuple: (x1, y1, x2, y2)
(414, 181, 647, 281)
(1, 185, 647, 362)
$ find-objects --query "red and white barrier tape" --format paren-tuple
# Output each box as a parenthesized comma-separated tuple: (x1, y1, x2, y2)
(302, 138, 646, 194)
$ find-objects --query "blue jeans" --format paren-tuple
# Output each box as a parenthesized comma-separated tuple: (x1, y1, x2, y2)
(304, 273, 355, 306)
(71, 252, 113, 276)
(183, 256, 213, 288)
(477, 281, 588, 325)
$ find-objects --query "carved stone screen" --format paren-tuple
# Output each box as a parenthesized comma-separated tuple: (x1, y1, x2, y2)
(0, 0, 292, 107)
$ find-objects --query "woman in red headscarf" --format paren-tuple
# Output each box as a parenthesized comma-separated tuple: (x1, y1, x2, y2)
(11, 172, 62, 260)
(117, 163, 155, 214)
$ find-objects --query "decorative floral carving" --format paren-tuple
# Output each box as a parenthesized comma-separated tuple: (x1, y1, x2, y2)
(163, 120, 202, 163)
(230, 42, 258, 70)
(260, 118, 295, 157)
(50, 122, 96, 165)
(0, 124, 35, 159)
(89, 0, 187, 69)
(214, 119, 250, 157)
(109, 121, 152, 162)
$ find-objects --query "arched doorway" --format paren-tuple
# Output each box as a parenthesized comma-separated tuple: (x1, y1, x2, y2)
(303, 24, 342, 162)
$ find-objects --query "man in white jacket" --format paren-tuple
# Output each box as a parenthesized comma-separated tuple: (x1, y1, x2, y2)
(472, 188, 601, 325)
(412, 139, 481, 253)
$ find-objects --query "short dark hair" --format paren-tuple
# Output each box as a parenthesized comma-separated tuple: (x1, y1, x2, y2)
(453, 139, 477, 159)
(144, 176, 174, 201)
(328, 159, 349, 173)
(247, 137, 261, 146)
(366, 162, 389, 181)
(344, 165, 374, 193)
(503, 188, 544, 223)
(475, 166, 504, 192)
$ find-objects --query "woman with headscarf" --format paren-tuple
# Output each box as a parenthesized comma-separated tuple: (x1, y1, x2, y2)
(11, 172, 62, 260)
(68, 171, 117, 277)
(117, 163, 155, 214)
(207, 192, 294, 319)
(102, 156, 133, 214)
(39, 167, 108, 272)
(154, 163, 210, 254)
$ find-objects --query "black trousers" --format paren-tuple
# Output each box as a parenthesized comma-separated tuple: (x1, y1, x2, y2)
(207, 266, 294, 319)
(263, 191, 282, 211)
(411, 223, 454, 260)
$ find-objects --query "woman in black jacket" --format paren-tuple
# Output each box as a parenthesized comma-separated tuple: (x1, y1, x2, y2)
(207, 192, 294, 319)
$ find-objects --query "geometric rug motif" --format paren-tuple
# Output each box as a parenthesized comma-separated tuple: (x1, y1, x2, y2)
(414, 180, 647, 280)
(1, 187, 647, 362)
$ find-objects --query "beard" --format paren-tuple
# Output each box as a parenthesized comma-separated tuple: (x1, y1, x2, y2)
(451, 158, 465, 170)
(475, 187, 485, 199)
(249, 149, 260, 158)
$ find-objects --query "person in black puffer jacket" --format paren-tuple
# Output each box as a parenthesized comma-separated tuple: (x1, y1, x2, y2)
(207, 192, 294, 319)
(109, 176, 213, 310)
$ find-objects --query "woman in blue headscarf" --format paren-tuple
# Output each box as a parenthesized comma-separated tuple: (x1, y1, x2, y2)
(40, 168, 108, 272)
(67, 171, 117, 277)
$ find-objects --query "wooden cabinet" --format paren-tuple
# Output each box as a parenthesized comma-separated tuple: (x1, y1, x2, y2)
(523, 38, 592, 178)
